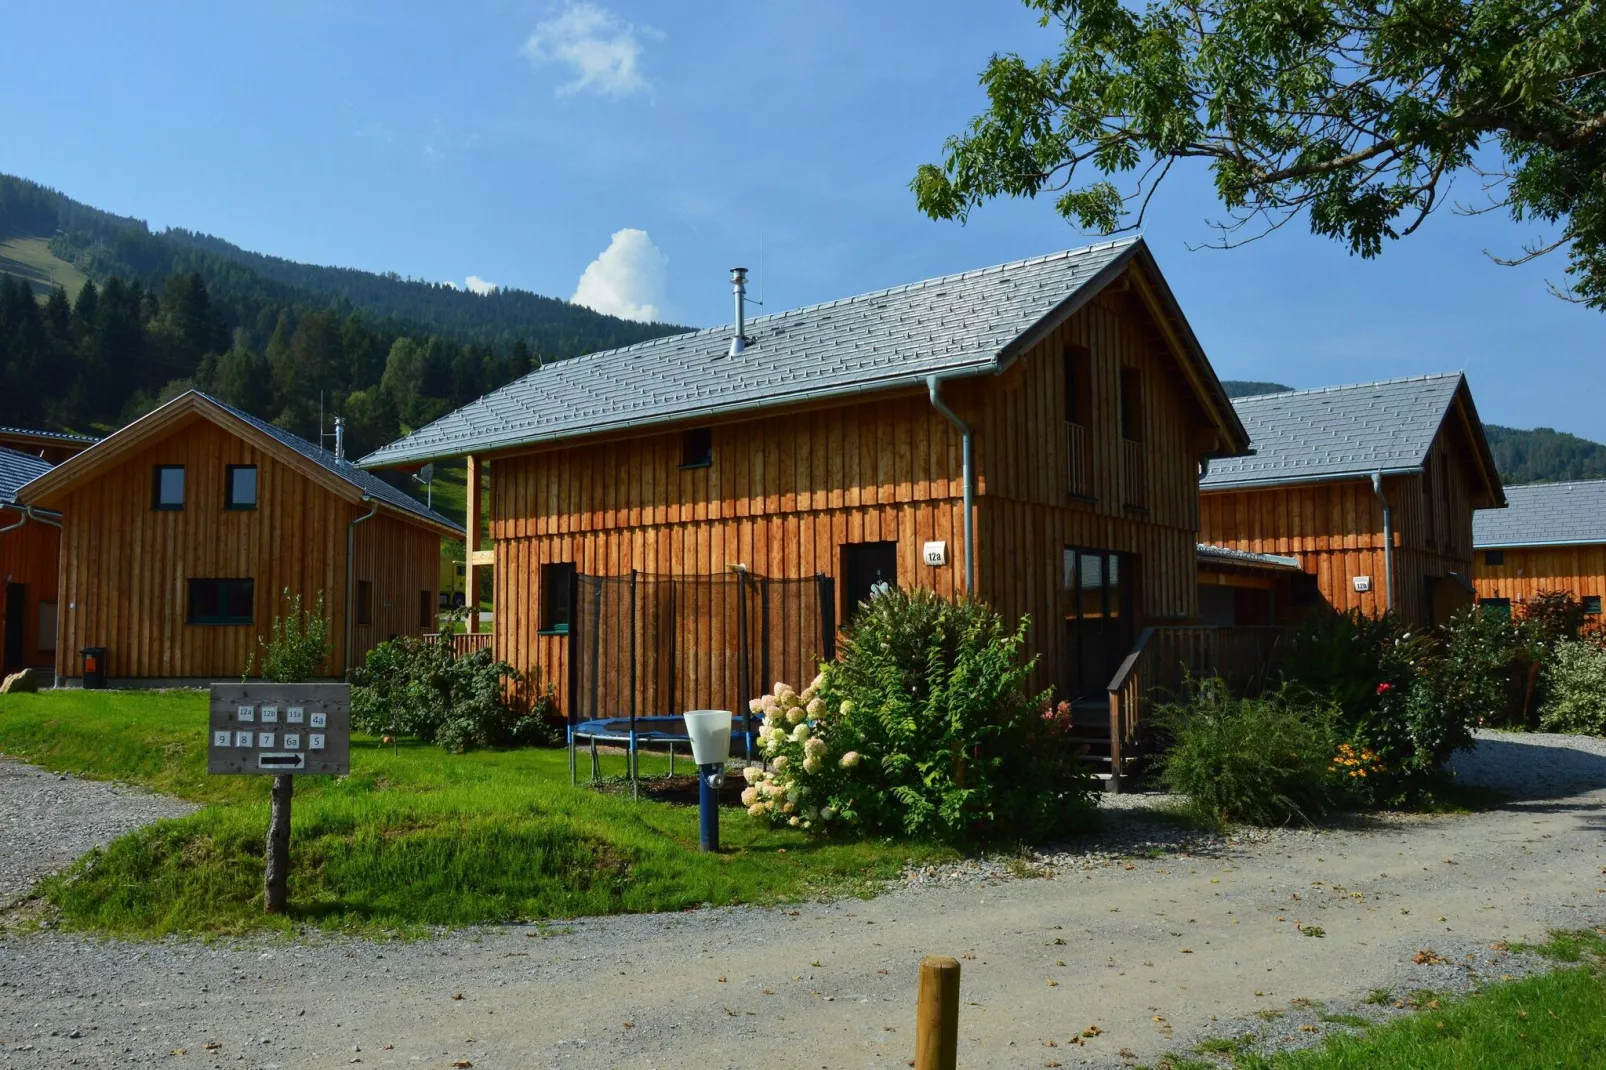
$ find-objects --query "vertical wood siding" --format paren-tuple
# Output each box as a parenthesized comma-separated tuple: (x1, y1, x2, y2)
(1474, 545, 1606, 606)
(489, 270, 1220, 709)
(52, 415, 440, 681)
(0, 506, 60, 668)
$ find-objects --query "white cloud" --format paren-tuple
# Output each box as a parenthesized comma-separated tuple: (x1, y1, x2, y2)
(464, 275, 499, 296)
(572, 229, 667, 322)
(440, 280, 459, 290)
(521, 2, 653, 98)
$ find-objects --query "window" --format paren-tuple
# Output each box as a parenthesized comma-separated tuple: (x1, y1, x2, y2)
(356, 580, 373, 626)
(187, 579, 254, 625)
(541, 562, 576, 633)
(1062, 345, 1092, 425)
(1291, 573, 1322, 606)
(1480, 597, 1512, 618)
(680, 427, 713, 469)
(153, 465, 185, 510)
(225, 465, 258, 510)
(1585, 596, 1603, 615)
(1483, 550, 1505, 567)
(842, 542, 898, 618)
(419, 590, 433, 629)
(1119, 368, 1143, 441)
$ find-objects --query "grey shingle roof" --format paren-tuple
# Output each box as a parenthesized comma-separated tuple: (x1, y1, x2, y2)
(1201, 373, 1466, 489)
(0, 446, 53, 506)
(360, 239, 1157, 468)
(1474, 481, 1606, 549)
(1196, 543, 1301, 570)
(0, 426, 98, 446)
(199, 393, 461, 534)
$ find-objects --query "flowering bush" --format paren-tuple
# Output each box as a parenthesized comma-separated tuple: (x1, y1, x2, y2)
(1539, 640, 1606, 735)
(740, 589, 1096, 847)
(351, 636, 539, 752)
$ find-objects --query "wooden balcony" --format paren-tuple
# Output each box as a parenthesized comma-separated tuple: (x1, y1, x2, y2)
(425, 631, 494, 658)
(1066, 421, 1093, 499)
(1121, 438, 1147, 509)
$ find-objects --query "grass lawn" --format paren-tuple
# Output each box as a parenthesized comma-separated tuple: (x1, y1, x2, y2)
(0, 234, 89, 299)
(0, 690, 949, 937)
(1157, 932, 1606, 1070)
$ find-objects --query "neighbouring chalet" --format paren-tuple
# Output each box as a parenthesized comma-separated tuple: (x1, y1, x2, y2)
(0, 425, 99, 465)
(361, 238, 1251, 712)
(2, 445, 60, 674)
(1473, 480, 1606, 616)
(1199, 374, 1506, 628)
(16, 391, 461, 686)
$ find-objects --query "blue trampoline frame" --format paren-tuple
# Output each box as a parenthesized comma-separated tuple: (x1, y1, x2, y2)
(568, 715, 758, 789)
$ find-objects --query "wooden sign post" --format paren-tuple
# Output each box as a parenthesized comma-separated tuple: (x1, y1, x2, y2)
(915, 955, 961, 1070)
(207, 683, 351, 914)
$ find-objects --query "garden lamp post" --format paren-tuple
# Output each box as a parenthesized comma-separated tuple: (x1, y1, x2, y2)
(682, 709, 732, 852)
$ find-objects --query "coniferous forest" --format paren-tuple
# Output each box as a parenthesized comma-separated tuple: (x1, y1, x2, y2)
(0, 174, 686, 460)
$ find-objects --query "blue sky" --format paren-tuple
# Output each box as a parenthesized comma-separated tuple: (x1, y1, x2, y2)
(4, 1, 1599, 437)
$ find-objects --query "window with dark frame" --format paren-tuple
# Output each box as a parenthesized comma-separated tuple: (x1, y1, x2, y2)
(356, 580, 373, 626)
(841, 541, 898, 619)
(225, 465, 258, 510)
(1062, 345, 1092, 425)
(419, 590, 433, 629)
(153, 465, 185, 510)
(1291, 572, 1322, 606)
(680, 427, 713, 468)
(1119, 368, 1143, 441)
(1484, 550, 1505, 566)
(1585, 595, 1603, 615)
(186, 578, 254, 625)
(1480, 597, 1512, 618)
(541, 562, 576, 633)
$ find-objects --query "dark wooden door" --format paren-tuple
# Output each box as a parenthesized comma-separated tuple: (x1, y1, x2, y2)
(3, 583, 24, 671)
(842, 541, 898, 623)
(1063, 550, 1135, 699)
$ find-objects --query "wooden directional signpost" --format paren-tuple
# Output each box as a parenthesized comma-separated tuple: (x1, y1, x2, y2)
(208, 683, 351, 913)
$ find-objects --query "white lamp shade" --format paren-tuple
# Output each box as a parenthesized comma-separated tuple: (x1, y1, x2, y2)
(682, 709, 733, 766)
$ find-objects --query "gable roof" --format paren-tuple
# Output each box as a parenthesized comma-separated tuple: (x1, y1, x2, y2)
(359, 237, 1249, 468)
(1474, 481, 1606, 549)
(1201, 373, 1505, 506)
(0, 446, 52, 507)
(16, 391, 461, 537)
(0, 426, 99, 449)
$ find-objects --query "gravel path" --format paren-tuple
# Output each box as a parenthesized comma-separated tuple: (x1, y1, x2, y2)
(2, 730, 1604, 1069)
(0, 757, 196, 907)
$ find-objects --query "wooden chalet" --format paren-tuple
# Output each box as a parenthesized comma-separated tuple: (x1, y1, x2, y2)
(1, 446, 60, 674)
(16, 391, 460, 686)
(361, 238, 1252, 739)
(1199, 374, 1506, 628)
(0, 425, 99, 466)
(1473, 481, 1606, 616)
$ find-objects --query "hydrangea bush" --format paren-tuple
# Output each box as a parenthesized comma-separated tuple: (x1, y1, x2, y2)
(739, 589, 1097, 847)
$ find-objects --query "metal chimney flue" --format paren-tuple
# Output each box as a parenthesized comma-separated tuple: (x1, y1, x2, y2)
(334, 416, 346, 462)
(729, 267, 748, 356)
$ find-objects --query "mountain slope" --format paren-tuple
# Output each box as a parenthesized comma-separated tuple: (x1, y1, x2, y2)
(1221, 379, 1294, 398)
(1485, 425, 1606, 485)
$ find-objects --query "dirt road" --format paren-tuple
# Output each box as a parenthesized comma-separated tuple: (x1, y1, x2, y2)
(2, 731, 1603, 1069)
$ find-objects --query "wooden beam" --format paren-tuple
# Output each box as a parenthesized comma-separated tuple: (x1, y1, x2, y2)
(465, 453, 482, 634)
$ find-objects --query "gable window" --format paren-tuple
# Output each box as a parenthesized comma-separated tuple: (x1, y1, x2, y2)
(1585, 596, 1603, 615)
(153, 465, 185, 510)
(419, 590, 433, 630)
(1119, 368, 1144, 441)
(1483, 550, 1505, 567)
(842, 542, 898, 619)
(680, 427, 713, 469)
(356, 580, 373, 626)
(225, 465, 258, 510)
(1062, 345, 1092, 425)
(541, 562, 576, 634)
(187, 578, 254, 625)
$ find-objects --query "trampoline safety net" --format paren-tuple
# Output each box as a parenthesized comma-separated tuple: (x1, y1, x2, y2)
(568, 572, 836, 749)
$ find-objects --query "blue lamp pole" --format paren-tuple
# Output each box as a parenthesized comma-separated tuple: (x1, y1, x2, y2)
(683, 710, 733, 854)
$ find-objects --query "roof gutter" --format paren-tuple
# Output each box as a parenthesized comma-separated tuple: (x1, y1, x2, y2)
(1202, 465, 1423, 493)
(1372, 472, 1395, 613)
(0, 506, 26, 535)
(1475, 537, 1606, 551)
(345, 496, 379, 679)
(927, 375, 975, 597)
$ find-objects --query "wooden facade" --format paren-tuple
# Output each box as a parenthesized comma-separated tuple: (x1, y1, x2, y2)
(1199, 386, 1501, 627)
(19, 394, 456, 684)
(0, 427, 97, 466)
(1, 502, 60, 672)
(1474, 544, 1606, 608)
(482, 261, 1245, 709)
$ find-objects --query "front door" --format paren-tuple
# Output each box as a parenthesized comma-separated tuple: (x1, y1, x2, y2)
(842, 541, 899, 623)
(3, 583, 25, 672)
(1063, 550, 1135, 699)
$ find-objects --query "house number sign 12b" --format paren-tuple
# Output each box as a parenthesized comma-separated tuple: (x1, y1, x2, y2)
(207, 683, 351, 776)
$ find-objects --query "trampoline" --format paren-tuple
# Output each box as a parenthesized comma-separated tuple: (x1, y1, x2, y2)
(569, 715, 758, 788)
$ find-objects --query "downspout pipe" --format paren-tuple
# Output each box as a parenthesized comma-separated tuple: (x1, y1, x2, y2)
(345, 496, 379, 678)
(927, 375, 975, 596)
(0, 508, 26, 535)
(1371, 472, 1394, 612)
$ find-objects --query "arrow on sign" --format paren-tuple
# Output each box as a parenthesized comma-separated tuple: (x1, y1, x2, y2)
(257, 752, 307, 770)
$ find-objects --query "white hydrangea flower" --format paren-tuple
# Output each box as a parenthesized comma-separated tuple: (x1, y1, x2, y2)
(839, 750, 861, 768)
(806, 697, 825, 717)
(802, 756, 822, 774)
(773, 755, 789, 772)
(802, 820, 812, 830)
(786, 706, 807, 725)
(788, 816, 801, 827)
(839, 700, 854, 716)
(740, 787, 758, 807)
(820, 806, 836, 821)
(803, 737, 826, 757)
(809, 671, 826, 692)
(747, 803, 766, 817)
(742, 765, 763, 785)
(791, 722, 811, 743)
(800, 687, 816, 704)
(748, 698, 764, 713)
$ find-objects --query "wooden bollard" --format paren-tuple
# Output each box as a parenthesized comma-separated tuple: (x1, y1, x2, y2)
(915, 955, 961, 1070)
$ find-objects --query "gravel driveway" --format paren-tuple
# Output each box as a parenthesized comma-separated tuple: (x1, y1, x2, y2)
(2, 730, 1604, 1069)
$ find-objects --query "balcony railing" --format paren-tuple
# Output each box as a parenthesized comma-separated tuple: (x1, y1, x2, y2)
(1066, 422, 1092, 498)
(1121, 438, 1147, 509)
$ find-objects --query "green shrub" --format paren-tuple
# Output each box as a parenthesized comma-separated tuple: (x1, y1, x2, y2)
(351, 637, 539, 751)
(249, 589, 334, 682)
(1438, 606, 1527, 728)
(1155, 683, 1342, 825)
(1539, 640, 1606, 735)
(741, 589, 1096, 847)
